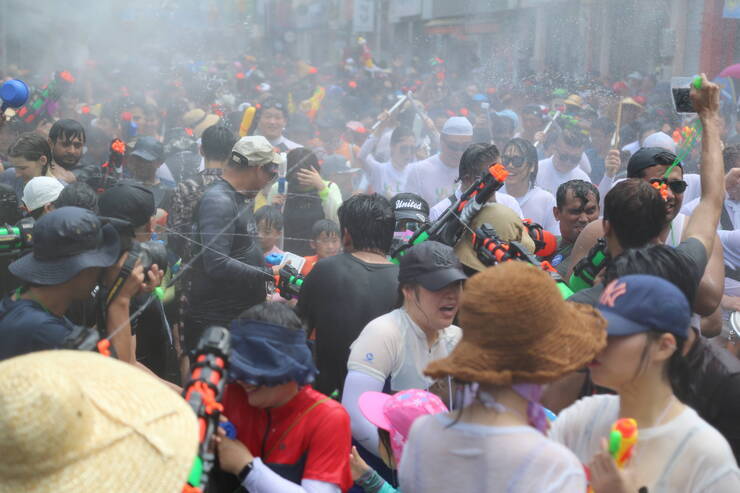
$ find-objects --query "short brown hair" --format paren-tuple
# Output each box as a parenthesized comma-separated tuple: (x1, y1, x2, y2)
(603, 179, 667, 249)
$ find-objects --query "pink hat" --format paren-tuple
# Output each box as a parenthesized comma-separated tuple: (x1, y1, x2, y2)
(358, 389, 448, 463)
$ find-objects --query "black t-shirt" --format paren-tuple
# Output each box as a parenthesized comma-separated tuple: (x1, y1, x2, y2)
(568, 238, 708, 306)
(0, 297, 76, 361)
(297, 253, 399, 396)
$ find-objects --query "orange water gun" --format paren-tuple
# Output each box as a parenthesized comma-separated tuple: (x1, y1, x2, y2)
(586, 418, 638, 492)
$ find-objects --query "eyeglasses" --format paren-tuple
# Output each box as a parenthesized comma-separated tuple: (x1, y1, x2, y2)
(557, 151, 581, 164)
(503, 155, 526, 168)
(442, 139, 470, 152)
(649, 178, 688, 194)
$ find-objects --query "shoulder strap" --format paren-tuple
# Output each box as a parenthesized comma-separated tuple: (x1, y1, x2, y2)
(720, 202, 733, 231)
(264, 397, 331, 461)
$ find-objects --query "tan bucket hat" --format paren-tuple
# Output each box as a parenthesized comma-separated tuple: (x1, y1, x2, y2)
(183, 108, 221, 139)
(425, 262, 607, 386)
(0, 351, 198, 493)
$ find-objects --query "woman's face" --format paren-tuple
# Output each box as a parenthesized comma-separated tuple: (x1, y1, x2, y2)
(10, 155, 46, 182)
(502, 145, 531, 187)
(404, 281, 463, 332)
(588, 333, 650, 390)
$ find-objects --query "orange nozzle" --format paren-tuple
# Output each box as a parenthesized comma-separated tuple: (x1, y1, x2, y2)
(489, 163, 509, 182)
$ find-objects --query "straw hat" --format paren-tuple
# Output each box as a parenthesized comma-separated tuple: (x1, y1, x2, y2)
(454, 203, 535, 272)
(183, 108, 221, 139)
(0, 351, 198, 493)
(425, 262, 607, 385)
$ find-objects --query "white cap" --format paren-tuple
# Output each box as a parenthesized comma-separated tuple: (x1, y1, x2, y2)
(441, 116, 473, 136)
(642, 132, 677, 154)
(22, 177, 64, 212)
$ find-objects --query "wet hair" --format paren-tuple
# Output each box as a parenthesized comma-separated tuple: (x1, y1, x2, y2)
(287, 147, 320, 181)
(255, 205, 284, 231)
(390, 126, 415, 147)
(84, 126, 109, 149)
(723, 143, 740, 174)
(458, 143, 500, 182)
(7, 133, 52, 174)
(590, 117, 616, 137)
(48, 119, 86, 144)
(504, 138, 538, 188)
(556, 179, 599, 210)
(53, 182, 98, 212)
(237, 302, 303, 331)
(337, 194, 395, 254)
(311, 218, 340, 239)
(201, 125, 237, 162)
(603, 179, 667, 249)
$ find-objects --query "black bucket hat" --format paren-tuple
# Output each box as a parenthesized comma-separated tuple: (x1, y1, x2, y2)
(228, 319, 317, 387)
(9, 207, 120, 285)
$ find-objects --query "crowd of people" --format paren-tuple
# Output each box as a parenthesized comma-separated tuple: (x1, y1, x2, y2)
(0, 45, 739, 493)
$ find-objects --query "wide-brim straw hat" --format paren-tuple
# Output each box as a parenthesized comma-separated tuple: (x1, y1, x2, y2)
(425, 262, 607, 386)
(0, 351, 198, 493)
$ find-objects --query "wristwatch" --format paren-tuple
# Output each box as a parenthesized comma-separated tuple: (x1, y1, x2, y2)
(238, 459, 255, 482)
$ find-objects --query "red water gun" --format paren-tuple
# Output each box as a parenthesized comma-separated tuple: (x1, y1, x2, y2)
(182, 326, 231, 493)
(96, 139, 126, 193)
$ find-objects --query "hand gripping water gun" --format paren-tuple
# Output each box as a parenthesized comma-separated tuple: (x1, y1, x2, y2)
(471, 223, 574, 299)
(371, 91, 412, 132)
(609, 418, 638, 468)
(276, 264, 304, 300)
(95, 138, 127, 193)
(391, 163, 509, 263)
(183, 326, 231, 493)
(15, 71, 75, 125)
(569, 238, 608, 293)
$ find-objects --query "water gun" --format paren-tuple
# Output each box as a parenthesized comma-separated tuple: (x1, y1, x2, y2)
(95, 139, 127, 193)
(183, 326, 231, 493)
(265, 253, 284, 267)
(391, 163, 509, 263)
(471, 223, 573, 299)
(238, 104, 257, 137)
(569, 238, 608, 293)
(276, 264, 304, 300)
(15, 71, 75, 125)
(610, 418, 638, 468)
(0, 219, 34, 253)
(0, 79, 30, 114)
(522, 219, 558, 258)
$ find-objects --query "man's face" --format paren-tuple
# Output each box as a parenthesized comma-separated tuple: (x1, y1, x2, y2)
(640, 164, 684, 221)
(522, 114, 543, 135)
(391, 136, 416, 167)
(590, 128, 610, 153)
(51, 135, 84, 169)
(258, 108, 287, 140)
(126, 155, 159, 181)
(129, 106, 145, 128)
(312, 231, 341, 259)
(10, 155, 46, 182)
(555, 190, 599, 244)
(440, 134, 472, 166)
(553, 137, 583, 173)
(726, 167, 740, 201)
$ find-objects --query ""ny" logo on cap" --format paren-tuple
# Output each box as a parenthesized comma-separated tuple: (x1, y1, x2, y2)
(600, 280, 627, 307)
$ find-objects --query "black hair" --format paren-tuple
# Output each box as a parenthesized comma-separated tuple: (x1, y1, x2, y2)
(630, 150, 676, 179)
(201, 125, 237, 162)
(337, 194, 395, 254)
(560, 126, 589, 149)
(390, 126, 415, 147)
(287, 147, 320, 182)
(641, 330, 690, 403)
(311, 218, 340, 239)
(723, 143, 740, 174)
(237, 301, 304, 331)
(503, 138, 538, 188)
(48, 119, 86, 144)
(377, 427, 394, 467)
(603, 179, 667, 249)
(255, 205, 284, 231)
(492, 114, 516, 134)
(84, 126, 109, 148)
(590, 117, 616, 137)
(259, 98, 288, 120)
(53, 182, 98, 213)
(556, 179, 600, 210)
(7, 133, 52, 174)
(458, 143, 500, 182)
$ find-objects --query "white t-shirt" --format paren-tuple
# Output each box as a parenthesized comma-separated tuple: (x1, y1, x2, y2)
(347, 308, 461, 392)
(502, 185, 559, 233)
(535, 157, 591, 196)
(550, 395, 740, 493)
(683, 173, 701, 207)
(429, 188, 523, 221)
(400, 414, 587, 493)
(358, 135, 410, 198)
(404, 154, 459, 206)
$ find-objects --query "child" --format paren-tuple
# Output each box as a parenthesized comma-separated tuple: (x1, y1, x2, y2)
(301, 218, 341, 276)
(255, 205, 284, 257)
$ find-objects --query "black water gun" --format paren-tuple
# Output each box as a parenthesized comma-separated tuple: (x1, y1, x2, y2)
(94, 138, 127, 193)
(471, 223, 574, 299)
(276, 264, 304, 300)
(391, 163, 509, 262)
(568, 238, 609, 293)
(0, 218, 34, 255)
(183, 326, 231, 493)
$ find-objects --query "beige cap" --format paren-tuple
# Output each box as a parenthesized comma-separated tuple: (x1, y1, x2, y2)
(231, 136, 282, 167)
(454, 203, 535, 272)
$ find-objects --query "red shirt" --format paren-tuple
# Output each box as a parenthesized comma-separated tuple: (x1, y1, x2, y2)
(301, 255, 319, 276)
(222, 384, 353, 491)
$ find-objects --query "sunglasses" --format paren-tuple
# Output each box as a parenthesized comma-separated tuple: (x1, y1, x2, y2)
(443, 139, 470, 152)
(557, 151, 581, 164)
(649, 178, 688, 194)
(503, 155, 527, 168)
(261, 101, 284, 111)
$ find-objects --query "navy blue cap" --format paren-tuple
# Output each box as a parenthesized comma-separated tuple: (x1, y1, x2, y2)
(596, 274, 691, 339)
(9, 207, 120, 285)
(130, 136, 164, 162)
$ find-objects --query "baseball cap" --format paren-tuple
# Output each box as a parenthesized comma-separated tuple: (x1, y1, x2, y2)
(627, 147, 679, 178)
(98, 183, 156, 228)
(230, 136, 281, 168)
(441, 116, 473, 137)
(130, 136, 165, 162)
(22, 177, 64, 212)
(398, 241, 467, 291)
(596, 274, 691, 339)
(391, 193, 429, 223)
(9, 207, 120, 285)
(320, 154, 360, 178)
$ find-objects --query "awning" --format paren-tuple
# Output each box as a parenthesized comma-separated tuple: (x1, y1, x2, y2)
(425, 17, 501, 35)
